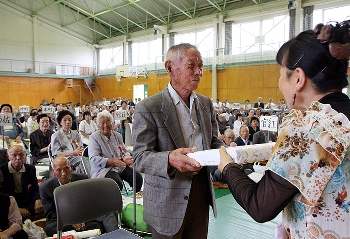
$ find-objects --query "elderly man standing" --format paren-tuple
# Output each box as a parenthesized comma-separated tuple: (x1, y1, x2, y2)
(39, 157, 118, 236)
(132, 43, 223, 238)
(0, 145, 43, 219)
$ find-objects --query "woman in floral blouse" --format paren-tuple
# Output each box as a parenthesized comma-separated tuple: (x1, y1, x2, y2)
(218, 20, 350, 238)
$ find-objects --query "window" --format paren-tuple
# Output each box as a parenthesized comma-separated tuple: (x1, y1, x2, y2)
(232, 15, 289, 55)
(174, 27, 214, 57)
(313, 5, 350, 25)
(99, 46, 123, 70)
(131, 38, 162, 66)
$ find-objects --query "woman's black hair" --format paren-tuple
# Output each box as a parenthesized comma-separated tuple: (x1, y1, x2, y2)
(36, 114, 51, 124)
(276, 20, 349, 93)
(0, 104, 13, 113)
(30, 111, 38, 117)
(82, 111, 91, 120)
(313, 23, 324, 36)
(250, 116, 259, 123)
(121, 117, 132, 128)
(56, 110, 75, 126)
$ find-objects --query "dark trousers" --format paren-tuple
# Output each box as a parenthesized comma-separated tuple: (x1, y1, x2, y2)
(105, 166, 143, 192)
(150, 169, 210, 239)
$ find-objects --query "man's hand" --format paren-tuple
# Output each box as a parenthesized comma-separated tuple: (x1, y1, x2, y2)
(168, 147, 201, 172)
(19, 208, 31, 217)
(0, 231, 10, 239)
(15, 136, 22, 143)
(72, 223, 86, 231)
(34, 199, 44, 214)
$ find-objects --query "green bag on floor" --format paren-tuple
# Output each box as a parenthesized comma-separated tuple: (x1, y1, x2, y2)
(121, 203, 150, 233)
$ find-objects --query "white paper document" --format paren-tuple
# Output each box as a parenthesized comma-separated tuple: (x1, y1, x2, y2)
(187, 147, 238, 166)
(187, 143, 275, 166)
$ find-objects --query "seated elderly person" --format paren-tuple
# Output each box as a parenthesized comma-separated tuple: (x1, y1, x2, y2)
(30, 114, 54, 165)
(89, 110, 143, 192)
(234, 125, 251, 146)
(39, 157, 118, 237)
(79, 111, 98, 146)
(0, 104, 25, 149)
(212, 128, 236, 189)
(0, 170, 28, 239)
(50, 110, 84, 173)
(252, 130, 277, 144)
(0, 145, 43, 220)
(0, 193, 28, 239)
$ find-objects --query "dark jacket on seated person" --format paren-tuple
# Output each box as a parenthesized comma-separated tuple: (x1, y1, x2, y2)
(39, 173, 118, 236)
(30, 128, 54, 164)
(234, 136, 250, 146)
(0, 163, 40, 216)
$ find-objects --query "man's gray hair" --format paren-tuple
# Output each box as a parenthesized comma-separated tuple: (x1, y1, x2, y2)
(96, 110, 114, 125)
(224, 129, 234, 136)
(166, 43, 198, 62)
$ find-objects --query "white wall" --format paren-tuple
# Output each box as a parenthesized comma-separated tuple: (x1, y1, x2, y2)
(0, 5, 94, 67)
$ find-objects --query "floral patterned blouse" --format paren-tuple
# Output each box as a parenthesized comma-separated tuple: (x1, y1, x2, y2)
(267, 101, 350, 238)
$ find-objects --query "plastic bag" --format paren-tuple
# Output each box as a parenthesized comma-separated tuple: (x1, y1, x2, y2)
(23, 219, 47, 239)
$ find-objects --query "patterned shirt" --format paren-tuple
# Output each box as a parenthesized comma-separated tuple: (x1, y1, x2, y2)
(267, 102, 350, 238)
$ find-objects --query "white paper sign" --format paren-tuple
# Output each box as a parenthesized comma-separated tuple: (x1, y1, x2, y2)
(74, 107, 80, 117)
(114, 110, 128, 120)
(260, 116, 278, 132)
(18, 106, 29, 113)
(0, 113, 13, 126)
(42, 106, 55, 114)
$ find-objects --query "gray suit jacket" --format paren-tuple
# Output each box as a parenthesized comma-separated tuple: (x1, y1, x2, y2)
(132, 87, 223, 236)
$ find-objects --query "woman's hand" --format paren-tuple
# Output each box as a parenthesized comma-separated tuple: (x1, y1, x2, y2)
(112, 158, 126, 168)
(123, 155, 133, 167)
(73, 147, 84, 156)
(218, 146, 234, 172)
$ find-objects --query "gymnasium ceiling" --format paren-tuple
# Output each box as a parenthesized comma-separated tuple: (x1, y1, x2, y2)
(1, 0, 276, 44)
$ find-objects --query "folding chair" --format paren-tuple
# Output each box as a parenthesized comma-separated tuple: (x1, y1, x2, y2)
(81, 146, 91, 177)
(83, 146, 131, 195)
(47, 143, 54, 167)
(54, 178, 140, 239)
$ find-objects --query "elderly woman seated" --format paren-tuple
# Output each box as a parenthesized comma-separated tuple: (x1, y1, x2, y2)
(88, 110, 143, 192)
(50, 110, 85, 173)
